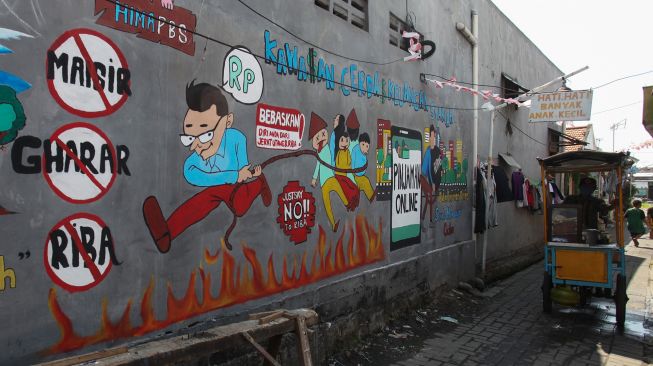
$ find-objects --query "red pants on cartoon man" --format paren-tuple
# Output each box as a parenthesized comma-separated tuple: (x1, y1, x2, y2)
(143, 82, 271, 252)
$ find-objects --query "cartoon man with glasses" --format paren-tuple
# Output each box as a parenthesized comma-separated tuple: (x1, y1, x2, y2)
(143, 81, 271, 252)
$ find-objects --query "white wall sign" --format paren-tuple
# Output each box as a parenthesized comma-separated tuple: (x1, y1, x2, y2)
(529, 90, 593, 123)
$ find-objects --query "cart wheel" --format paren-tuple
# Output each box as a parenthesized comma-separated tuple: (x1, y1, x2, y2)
(542, 271, 552, 313)
(615, 274, 628, 328)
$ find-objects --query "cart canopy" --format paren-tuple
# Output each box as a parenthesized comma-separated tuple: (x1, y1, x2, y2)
(538, 151, 634, 173)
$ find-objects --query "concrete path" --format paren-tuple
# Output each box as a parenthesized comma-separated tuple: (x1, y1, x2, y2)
(382, 239, 653, 366)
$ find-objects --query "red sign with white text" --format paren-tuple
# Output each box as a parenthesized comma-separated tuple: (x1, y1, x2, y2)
(256, 103, 305, 151)
(276, 181, 316, 244)
(94, 0, 197, 56)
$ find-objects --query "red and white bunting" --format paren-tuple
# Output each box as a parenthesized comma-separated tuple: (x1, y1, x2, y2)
(629, 140, 653, 150)
(425, 77, 524, 108)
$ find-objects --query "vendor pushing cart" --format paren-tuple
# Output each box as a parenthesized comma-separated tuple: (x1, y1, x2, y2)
(539, 150, 635, 327)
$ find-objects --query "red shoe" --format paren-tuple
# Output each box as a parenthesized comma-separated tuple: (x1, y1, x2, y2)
(258, 173, 272, 207)
(143, 196, 171, 253)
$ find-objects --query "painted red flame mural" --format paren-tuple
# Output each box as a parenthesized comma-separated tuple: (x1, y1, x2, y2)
(47, 215, 385, 354)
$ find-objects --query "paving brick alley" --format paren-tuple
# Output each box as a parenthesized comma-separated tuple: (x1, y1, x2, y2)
(331, 239, 653, 366)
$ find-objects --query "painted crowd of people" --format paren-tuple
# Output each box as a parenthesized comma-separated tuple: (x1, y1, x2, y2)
(309, 109, 376, 231)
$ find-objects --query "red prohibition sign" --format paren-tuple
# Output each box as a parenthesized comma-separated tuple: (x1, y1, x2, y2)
(46, 28, 130, 118)
(44, 212, 114, 292)
(43, 122, 117, 204)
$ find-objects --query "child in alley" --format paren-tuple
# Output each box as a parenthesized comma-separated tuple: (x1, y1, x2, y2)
(625, 199, 647, 247)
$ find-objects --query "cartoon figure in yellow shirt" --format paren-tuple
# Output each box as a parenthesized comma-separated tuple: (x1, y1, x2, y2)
(334, 129, 360, 211)
(310, 112, 348, 232)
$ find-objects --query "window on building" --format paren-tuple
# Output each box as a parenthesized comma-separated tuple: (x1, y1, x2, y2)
(501, 72, 529, 99)
(315, 0, 368, 31)
(389, 12, 409, 51)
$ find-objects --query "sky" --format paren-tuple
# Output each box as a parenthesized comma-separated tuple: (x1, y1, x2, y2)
(491, 0, 653, 166)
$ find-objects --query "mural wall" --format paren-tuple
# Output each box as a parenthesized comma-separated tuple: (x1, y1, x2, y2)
(0, 1, 511, 364)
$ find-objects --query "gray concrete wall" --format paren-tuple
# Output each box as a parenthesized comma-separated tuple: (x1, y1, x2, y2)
(0, 0, 559, 364)
(477, 1, 564, 268)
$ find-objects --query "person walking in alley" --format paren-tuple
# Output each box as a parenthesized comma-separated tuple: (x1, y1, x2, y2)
(625, 199, 646, 247)
(646, 207, 653, 239)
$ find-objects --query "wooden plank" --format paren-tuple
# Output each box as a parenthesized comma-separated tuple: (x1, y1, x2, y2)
(39, 347, 127, 366)
(295, 316, 313, 366)
(282, 311, 299, 319)
(258, 311, 286, 325)
(241, 332, 282, 366)
(48, 309, 318, 366)
(248, 310, 283, 320)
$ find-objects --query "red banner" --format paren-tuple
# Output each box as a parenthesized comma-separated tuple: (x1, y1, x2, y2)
(94, 0, 197, 56)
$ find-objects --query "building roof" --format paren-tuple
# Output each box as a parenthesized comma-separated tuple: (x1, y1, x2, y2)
(538, 151, 634, 173)
(564, 126, 590, 152)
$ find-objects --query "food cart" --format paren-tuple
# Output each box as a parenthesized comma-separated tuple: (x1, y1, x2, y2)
(538, 151, 634, 327)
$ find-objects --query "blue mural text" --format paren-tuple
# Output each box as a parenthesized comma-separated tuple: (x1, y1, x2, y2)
(263, 30, 456, 125)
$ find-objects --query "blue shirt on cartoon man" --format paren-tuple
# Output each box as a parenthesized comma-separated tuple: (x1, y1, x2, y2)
(183, 129, 250, 187)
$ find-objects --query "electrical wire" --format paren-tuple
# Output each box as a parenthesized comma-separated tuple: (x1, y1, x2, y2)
(594, 70, 653, 89)
(202, 1, 653, 101)
(425, 69, 653, 97)
(593, 101, 642, 115)
(102, 0, 483, 111)
(496, 110, 547, 146)
(236, 0, 405, 66)
(237, 0, 546, 97)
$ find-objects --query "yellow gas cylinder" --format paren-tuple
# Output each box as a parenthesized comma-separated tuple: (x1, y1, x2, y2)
(551, 286, 580, 306)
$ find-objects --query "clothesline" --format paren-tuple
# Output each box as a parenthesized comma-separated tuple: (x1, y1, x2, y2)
(424, 77, 526, 108)
(475, 165, 546, 234)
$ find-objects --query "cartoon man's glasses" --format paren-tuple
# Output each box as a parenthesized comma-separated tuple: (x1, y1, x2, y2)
(180, 116, 228, 146)
(180, 130, 214, 146)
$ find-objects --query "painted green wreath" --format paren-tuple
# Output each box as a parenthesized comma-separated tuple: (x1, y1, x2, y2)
(0, 85, 26, 145)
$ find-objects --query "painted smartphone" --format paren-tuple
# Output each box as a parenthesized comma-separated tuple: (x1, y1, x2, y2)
(390, 125, 422, 250)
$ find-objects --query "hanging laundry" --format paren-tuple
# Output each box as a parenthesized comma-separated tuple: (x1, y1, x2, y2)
(605, 171, 617, 196)
(547, 180, 565, 204)
(487, 169, 498, 227)
(512, 170, 524, 200)
(525, 179, 535, 208)
(512, 170, 525, 207)
(493, 165, 512, 203)
(474, 167, 487, 234)
(532, 184, 543, 213)
(522, 178, 532, 208)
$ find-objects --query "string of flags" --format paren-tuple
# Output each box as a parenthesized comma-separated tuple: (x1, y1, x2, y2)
(396, 32, 534, 111)
(424, 77, 527, 110)
(629, 140, 653, 151)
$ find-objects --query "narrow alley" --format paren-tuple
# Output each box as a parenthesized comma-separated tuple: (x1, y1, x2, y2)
(331, 239, 653, 366)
